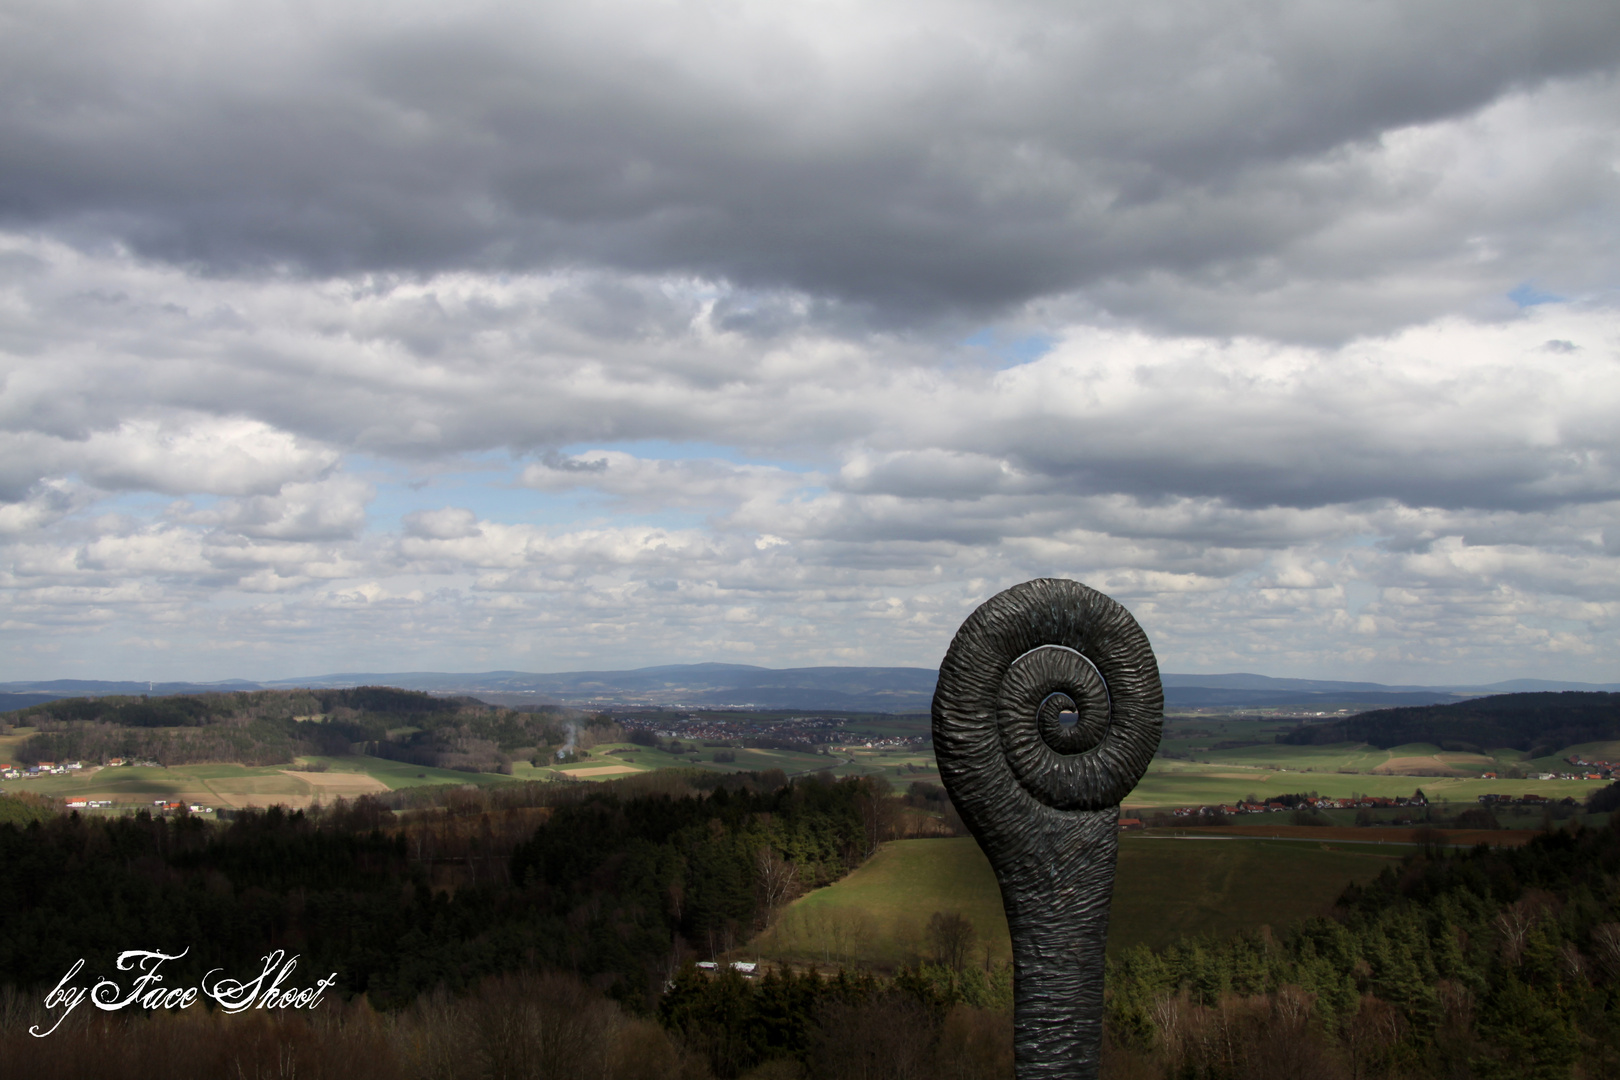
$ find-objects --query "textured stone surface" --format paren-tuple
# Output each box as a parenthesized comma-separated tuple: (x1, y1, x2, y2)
(932, 578, 1163, 1080)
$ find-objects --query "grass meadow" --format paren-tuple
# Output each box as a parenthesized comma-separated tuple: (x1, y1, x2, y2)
(3, 704, 1613, 826)
(0, 755, 522, 810)
(1124, 757, 1605, 811)
(0, 727, 38, 763)
(4, 739, 1607, 814)
(546, 741, 837, 779)
(751, 837, 1013, 970)
(748, 834, 1407, 970)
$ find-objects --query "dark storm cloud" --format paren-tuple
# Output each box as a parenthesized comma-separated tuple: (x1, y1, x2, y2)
(3, 1, 1618, 327)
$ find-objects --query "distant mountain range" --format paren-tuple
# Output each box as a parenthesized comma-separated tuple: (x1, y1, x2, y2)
(2, 666, 1617, 715)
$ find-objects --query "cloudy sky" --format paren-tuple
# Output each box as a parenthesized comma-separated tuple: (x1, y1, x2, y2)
(2, 0, 1618, 684)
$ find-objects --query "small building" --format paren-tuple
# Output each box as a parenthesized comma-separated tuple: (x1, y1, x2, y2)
(1118, 817, 1145, 831)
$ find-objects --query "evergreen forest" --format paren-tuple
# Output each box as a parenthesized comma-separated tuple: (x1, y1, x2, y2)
(3, 774, 1620, 1078)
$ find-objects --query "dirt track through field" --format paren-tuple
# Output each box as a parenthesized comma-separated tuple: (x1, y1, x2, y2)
(1372, 755, 1463, 776)
(277, 770, 390, 798)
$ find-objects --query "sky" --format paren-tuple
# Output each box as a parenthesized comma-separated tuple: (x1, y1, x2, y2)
(1, 0, 1618, 684)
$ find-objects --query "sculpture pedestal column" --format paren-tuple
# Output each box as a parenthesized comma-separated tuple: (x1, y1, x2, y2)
(932, 579, 1162, 1080)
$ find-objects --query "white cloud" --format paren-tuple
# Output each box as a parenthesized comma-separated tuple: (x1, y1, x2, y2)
(0, 273, 1615, 681)
(0, 4, 1618, 682)
(520, 451, 816, 509)
(402, 507, 483, 541)
(0, 480, 85, 536)
(169, 474, 373, 540)
(73, 419, 339, 497)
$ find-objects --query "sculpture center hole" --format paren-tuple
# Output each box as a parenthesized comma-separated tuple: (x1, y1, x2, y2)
(1038, 690, 1105, 754)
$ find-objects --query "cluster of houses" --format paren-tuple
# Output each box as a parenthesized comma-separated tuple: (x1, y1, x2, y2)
(828, 738, 919, 752)
(0, 760, 84, 778)
(1476, 793, 1580, 807)
(1561, 754, 1615, 779)
(1481, 770, 1602, 780)
(1165, 792, 1430, 818)
(0, 758, 163, 781)
(618, 714, 928, 754)
(150, 800, 213, 814)
(56, 798, 213, 814)
(622, 714, 858, 750)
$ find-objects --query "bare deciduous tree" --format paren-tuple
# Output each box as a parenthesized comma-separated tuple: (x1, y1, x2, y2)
(755, 845, 799, 924)
(853, 785, 901, 859)
(926, 911, 976, 973)
(1494, 896, 1542, 965)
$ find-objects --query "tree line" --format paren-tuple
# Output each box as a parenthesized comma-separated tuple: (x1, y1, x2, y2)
(1277, 691, 1619, 755)
(1, 687, 600, 772)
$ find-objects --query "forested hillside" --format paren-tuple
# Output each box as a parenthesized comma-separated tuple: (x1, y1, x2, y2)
(5, 771, 1620, 1077)
(0, 771, 881, 1009)
(1104, 821, 1620, 1078)
(1278, 691, 1620, 754)
(0, 687, 589, 772)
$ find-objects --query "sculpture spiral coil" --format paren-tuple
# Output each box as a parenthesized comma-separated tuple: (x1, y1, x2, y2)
(932, 579, 1163, 1080)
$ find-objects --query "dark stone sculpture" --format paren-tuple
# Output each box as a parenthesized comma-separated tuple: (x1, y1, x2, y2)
(932, 578, 1163, 1080)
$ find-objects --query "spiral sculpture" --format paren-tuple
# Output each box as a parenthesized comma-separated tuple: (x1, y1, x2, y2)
(932, 579, 1163, 1080)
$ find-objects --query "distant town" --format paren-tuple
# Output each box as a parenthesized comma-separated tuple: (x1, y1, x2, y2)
(613, 713, 925, 752)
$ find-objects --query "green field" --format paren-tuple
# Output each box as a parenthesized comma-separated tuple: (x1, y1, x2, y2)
(752, 838, 1013, 970)
(294, 755, 524, 788)
(3, 710, 1612, 815)
(0, 762, 312, 808)
(0, 727, 38, 763)
(834, 744, 940, 781)
(1111, 836, 1403, 949)
(0, 740, 853, 806)
(4, 744, 1603, 810)
(748, 834, 1405, 970)
(1125, 757, 1604, 811)
(0, 754, 529, 808)
(546, 741, 839, 779)
(1170, 738, 1579, 780)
